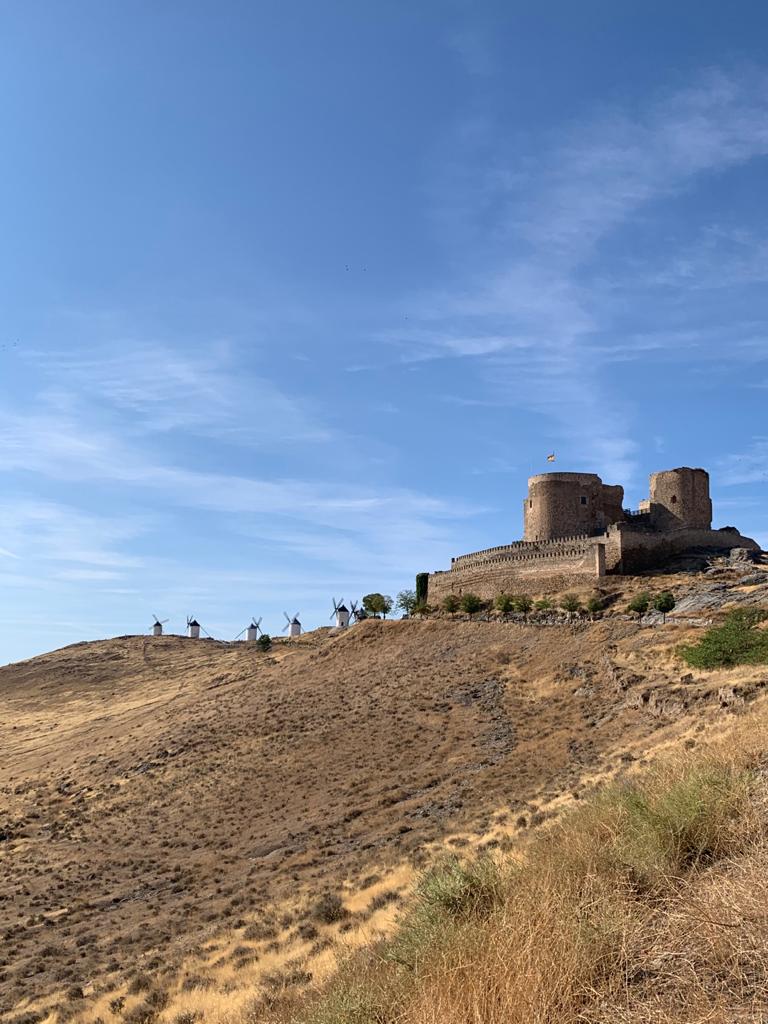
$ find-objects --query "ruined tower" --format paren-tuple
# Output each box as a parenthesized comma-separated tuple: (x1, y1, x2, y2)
(647, 467, 712, 531)
(523, 472, 625, 541)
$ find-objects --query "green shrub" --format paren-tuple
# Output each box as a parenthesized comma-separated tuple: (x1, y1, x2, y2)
(416, 856, 505, 921)
(586, 595, 604, 616)
(560, 593, 581, 614)
(514, 594, 533, 615)
(442, 594, 460, 613)
(679, 608, 768, 669)
(534, 597, 553, 612)
(495, 593, 515, 616)
(459, 593, 483, 617)
(628, 591, 651, 615)
(256, 633, 272, 652)
(653, 591, 675, 621)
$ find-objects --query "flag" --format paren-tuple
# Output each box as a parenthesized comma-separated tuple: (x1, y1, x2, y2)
(546, 452, 556, 462)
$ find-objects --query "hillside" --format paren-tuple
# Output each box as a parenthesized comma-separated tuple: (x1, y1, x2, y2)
(2, 565, 768, 1024)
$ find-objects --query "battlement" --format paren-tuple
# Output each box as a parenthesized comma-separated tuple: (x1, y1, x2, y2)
(452, 534, 595, 570)
(420, 464, 760, 604)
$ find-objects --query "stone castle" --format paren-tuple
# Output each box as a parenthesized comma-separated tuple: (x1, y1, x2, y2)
(423, 467, 760, 604)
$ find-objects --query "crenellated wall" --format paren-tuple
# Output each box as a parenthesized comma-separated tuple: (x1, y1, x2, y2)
(428, 536, 605, 603)
(421, 466, 761, 605)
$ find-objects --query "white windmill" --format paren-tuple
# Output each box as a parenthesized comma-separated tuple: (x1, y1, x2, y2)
(246, 617, 263, 642)
(186, 616, 201, 639)
(150, 614, 168, 637)
(330, 598, 350, 630)
(282, 611, 302, 638)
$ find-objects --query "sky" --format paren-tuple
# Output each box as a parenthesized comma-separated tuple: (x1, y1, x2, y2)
(2, 1, 768, 663)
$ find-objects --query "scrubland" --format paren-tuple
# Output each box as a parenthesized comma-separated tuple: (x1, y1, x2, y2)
(2, 565, 768, 1023)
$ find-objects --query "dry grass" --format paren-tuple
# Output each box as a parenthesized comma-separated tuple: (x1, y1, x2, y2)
(4, 572, 768, 1022)
(260, 717, 768, 1024)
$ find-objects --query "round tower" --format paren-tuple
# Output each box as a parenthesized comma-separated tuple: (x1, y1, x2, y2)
(649, 467, 712, 530)
(524, 472, 608, 541)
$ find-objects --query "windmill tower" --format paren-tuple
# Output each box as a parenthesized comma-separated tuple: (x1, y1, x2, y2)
(246, 617, 263, 642)
(150, 615, 168, 637)
(186, 616, 201, 639)
(282, 612, 302, 638)
(330, 598, 350, 630)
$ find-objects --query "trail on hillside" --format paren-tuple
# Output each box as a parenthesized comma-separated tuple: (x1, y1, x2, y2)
(3, 579, 768, 1023)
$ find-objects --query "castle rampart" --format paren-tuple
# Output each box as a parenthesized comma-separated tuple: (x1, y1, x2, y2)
(523, 472, 625, 541)
(422, 465, 760, 603)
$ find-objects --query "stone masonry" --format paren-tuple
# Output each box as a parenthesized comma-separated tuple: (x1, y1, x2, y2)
(424, 466, 760, 603)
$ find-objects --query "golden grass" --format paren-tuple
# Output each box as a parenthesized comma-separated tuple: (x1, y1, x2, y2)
(243, 714, 768, 1024)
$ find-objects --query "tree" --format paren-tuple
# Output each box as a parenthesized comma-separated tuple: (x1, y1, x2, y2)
(514, 595, 533, 617)
(397, 589, 417, 617)
(460, 592, 483, 618)
(586, 595, 604, 618)
(362, 593, 393, 619)
(442, 594, 460, 613)
(534, 597, 553, 612)
(256, 633, 272, 652)
(653, 591, 675, 623)
(628, 591, 651, 616)
(560, 593, 582, 615)
(495, 593, 515, 617)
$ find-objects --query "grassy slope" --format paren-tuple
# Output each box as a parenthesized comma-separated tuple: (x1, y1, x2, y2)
(3, 576, 768, 1023)
(259, 712, 768, 1024)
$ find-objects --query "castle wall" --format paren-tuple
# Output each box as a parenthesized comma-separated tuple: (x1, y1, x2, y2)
(605, 522, 759, 574)
(421, 466, 760, 604)
(427, 537, 604, 603)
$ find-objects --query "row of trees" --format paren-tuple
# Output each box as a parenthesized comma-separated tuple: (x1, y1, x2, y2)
(404, 589, 676, 621)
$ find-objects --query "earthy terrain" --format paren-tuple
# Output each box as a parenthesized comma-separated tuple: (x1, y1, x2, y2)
(2, 564, 768, 1024)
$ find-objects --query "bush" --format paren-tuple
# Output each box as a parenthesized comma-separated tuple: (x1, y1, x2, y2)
(495, 593, 515, 616)
(628, 591, 651, 615)
(586, 595, 604, 616)
(415, 856, 505, 921)
(459, 593, 483, 617)
(560, 593, 582, 614)
(312, 891, 348, 924)
(679, 608, 768, 669)
(514, 594, 533, 615)
(256, 633, 272, 652)
(534, 597, 553, 612)
(396, 590, 417, 616)
(653, 591, 675, 621)
(442, 594, 460, 613)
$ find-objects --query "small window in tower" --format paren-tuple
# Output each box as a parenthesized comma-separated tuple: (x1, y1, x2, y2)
(671, 495, 678, 504)
(580, 495, 588, 505)
(529, 500, 533, 508)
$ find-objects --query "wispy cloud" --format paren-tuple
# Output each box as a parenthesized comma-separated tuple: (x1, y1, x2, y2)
(391, 69, 768, 482)
(718, 438, 768, 485)
(26, 342, 333, 446)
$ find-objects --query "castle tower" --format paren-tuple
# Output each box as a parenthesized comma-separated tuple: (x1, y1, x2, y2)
(648, 467, 712, 530)
(523, 472, 625, 541)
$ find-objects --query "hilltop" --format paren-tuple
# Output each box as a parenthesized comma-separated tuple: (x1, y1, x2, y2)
(2, 565, 768, 1023)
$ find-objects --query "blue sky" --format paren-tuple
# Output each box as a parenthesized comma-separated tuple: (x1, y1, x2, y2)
(2, 2, 768, 663)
